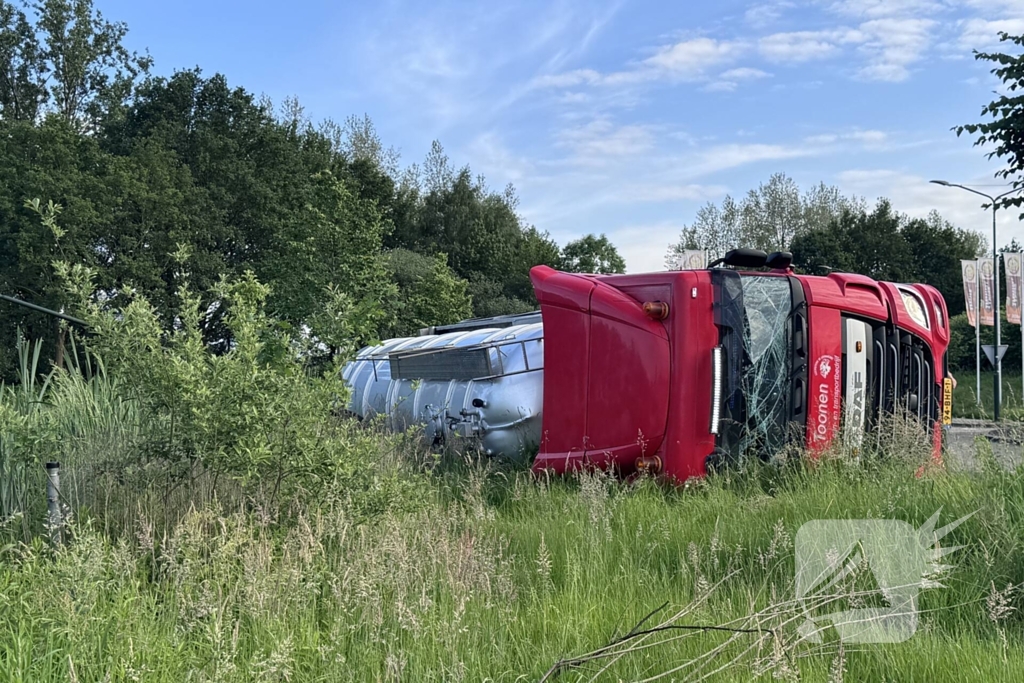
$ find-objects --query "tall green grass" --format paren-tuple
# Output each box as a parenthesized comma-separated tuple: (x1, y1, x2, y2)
(2, 440, 1024, 678)
(952, 370, 1024, 420)
(0, 334, 155, 539)
(1, 336, 52, 535)
(1, 458, 1022, 681)
(2, 339, 1023, 681)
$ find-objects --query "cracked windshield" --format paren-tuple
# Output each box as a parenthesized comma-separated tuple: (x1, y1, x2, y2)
(738, 276, 793, 457)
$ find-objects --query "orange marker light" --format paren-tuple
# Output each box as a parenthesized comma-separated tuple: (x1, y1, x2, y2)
(643, 301, 669, 320)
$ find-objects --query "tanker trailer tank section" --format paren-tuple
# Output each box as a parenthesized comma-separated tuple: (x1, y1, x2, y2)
(342, 323, 544, 463)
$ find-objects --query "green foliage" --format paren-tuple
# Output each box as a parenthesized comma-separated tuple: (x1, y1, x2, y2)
(667, 174, 866, 263)
(389, 144, 561, 317)
(1, 0, 632, 381)
(0, 0, 46, 120)
(383, 248, 472, 337)
(904, 211, 987, 315)
(31, 0, 151, 127)
(57, 261, 383, 493)
(792, 200, 912, 280)
(0, 0, 150, 127)
(0, 69, 398, 378)
(258, 170, 395, 337)
(559, 232, 626, 274)
(792, 201, 984, 316)
(947, 309, 1024, 374)
(955, 31, 1024, 216)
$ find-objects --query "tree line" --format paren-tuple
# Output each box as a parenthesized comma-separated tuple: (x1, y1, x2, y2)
(667, 172, 985, 319)
(0, 0, 625, 380)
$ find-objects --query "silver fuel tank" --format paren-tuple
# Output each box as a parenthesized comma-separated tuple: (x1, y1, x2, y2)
(342, 323, 543, 463)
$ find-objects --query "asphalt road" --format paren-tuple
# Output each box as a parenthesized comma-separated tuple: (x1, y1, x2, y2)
(945, 420, 1024, 471)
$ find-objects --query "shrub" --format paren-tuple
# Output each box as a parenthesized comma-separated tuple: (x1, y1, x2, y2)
(54, 258, 397, 499)
(948, 311, 1023, 372)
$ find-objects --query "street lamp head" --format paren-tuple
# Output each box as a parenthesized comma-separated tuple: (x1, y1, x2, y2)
(930, 180, 952, 186)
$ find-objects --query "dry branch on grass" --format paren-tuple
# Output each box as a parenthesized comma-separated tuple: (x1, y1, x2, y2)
(537, 576, 970, 682)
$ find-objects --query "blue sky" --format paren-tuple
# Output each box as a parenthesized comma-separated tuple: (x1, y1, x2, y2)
(102, 0, 1024, 272)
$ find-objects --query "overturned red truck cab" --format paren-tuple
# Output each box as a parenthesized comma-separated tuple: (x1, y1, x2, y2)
(530, 252, 950, 480)
(343, 250, 951, 482)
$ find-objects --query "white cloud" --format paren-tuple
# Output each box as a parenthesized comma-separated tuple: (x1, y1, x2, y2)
(704, 80, 739, 92)
(848, 129, 888, 143)
(466, 132, 535, 183)
(745, 2, 795, 27)
(642, 37, 747, 77)
(959, 18, 1024, 51)
(828, 0, 945, 19)
(962, 0, 1024, 15)
(854, 18, 935, 82)
(530, 69, 602, 88)
(804, 129, 889, 146)
(703, 69, 771, 92)
(557, 118, 656, 161)
(533, 37, 746, 90)
(805, 133, 840, 144)
(558, 91, 591, 104)
(617, 183, 730, 202)
(720, 67, 773, 80)
(693, 142, 820, 175)
(759, 30, 861, 62)
(611, 222, 693, 272)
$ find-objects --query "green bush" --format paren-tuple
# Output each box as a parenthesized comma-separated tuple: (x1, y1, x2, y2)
(382, 248, 473, 337)
(49, 258, 415, 502)
(948, 311, 1023, 372)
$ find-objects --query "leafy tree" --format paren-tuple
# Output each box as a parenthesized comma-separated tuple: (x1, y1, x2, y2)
(338, 113, 400, 176)
(383, 248, 472, 337)
(786, 221, 851, 274)
(903, 211, 986, 316)
(792, 201, 912, 281)
(1, 0, 606, 380)
(389, 143, 562, 317)
(560, 233, 626, 274)
(667, 196, 741, 265)
(504, 225, 561, 303)
(101, 70, 396, 338)
(30, 0, 149, 127)
(0, 0, 46, 120)
(667, 174, 859, 265)
(955, 32, 1024, 216)
(258, 170, 395, 339)
(802, 181, 866, 232)
(739, 172, 805, 251)
(0, 117, 127, 374)
(791, 202, 984, 316)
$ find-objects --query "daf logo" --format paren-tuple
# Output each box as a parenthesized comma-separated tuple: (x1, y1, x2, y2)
(816, 356, 833, 379)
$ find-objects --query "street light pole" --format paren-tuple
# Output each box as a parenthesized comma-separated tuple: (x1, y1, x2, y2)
(931, 181, 1020, 421)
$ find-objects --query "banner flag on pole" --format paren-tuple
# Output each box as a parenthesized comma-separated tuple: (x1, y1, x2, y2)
(1006, 252, 1023, 325)
(979, 257, 995, 326)
(962, 259, 979, 328)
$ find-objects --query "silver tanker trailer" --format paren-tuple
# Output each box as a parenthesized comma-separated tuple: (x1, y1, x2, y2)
(342, 312, 544, 463)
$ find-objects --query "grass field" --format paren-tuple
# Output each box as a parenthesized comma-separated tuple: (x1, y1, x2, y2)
(3, 342, 1024, 682)
(2, 447, 1024, 681)
(952, 371, 1024, 419)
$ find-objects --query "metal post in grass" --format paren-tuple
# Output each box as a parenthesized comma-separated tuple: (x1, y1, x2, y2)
(45, 461, 62, 547)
